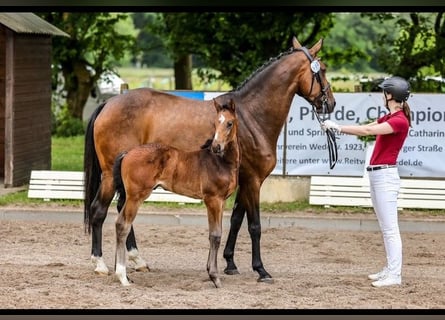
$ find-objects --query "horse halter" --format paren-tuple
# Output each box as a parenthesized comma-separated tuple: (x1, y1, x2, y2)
(299, 46, 331, 115)
(300, 46, 338, 169)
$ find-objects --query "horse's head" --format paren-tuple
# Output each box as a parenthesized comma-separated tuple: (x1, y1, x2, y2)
(293, 37, 336, 115)
(211, 98, 237, 156)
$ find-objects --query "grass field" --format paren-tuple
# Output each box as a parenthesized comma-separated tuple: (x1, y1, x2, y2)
(117, 67, 232, 92)
(52, 135, 84, 171)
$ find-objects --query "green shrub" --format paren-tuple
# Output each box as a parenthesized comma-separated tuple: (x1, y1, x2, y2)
(52, 104, 85, 137)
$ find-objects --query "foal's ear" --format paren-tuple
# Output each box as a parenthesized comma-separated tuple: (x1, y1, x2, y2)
(213, 98, 236, 113)
(213, 98, 222, 112)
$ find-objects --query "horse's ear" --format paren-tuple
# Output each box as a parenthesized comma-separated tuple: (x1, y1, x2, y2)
(309, 38, 323, 57)
(228, 98, 236, 113)
(292, 36, 302, 49)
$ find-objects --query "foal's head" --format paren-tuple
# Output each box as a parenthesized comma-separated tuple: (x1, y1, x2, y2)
(211, 98, 237, 156)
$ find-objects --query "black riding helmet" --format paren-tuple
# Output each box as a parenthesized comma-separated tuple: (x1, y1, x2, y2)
(378, 76, 410, 102)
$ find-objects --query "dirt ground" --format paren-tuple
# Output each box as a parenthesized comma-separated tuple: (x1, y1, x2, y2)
(1, 205, 445, 310)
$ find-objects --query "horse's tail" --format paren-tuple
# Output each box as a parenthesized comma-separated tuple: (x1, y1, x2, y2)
(83, 102, 107, 234)
(112, 152, 127, 212)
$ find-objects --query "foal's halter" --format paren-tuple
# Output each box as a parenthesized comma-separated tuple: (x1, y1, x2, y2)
(299, 46, 338, 169)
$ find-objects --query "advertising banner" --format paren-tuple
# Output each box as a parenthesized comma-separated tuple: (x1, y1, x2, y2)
(201, 92, 445, 178)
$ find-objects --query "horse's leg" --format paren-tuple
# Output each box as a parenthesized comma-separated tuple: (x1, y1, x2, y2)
(204, 197, 224, 288)
(243, 182, 273, 283)
(223, 181, 272, 282)
(223, 188, 245, 275)
(90, 177, 114, 275)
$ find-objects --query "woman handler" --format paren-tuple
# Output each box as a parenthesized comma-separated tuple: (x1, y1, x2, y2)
(322, 76, 411, 287)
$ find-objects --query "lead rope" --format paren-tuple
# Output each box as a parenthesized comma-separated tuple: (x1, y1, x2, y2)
(313, 106, 338, 169)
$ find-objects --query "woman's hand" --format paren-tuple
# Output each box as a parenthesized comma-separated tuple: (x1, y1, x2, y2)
(322, 120, 341, 133)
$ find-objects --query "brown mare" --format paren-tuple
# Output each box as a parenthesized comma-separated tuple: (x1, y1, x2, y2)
(84, 36, 336, 282)
(113, 98, 239, 288)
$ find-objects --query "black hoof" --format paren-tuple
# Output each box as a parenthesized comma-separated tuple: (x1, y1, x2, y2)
(224, 268, 240, 275)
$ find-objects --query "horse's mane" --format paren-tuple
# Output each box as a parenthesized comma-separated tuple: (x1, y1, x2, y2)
(232, 47, 299, 92)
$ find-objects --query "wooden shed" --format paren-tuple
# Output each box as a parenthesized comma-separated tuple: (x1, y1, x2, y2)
(0, 13, 68, 187)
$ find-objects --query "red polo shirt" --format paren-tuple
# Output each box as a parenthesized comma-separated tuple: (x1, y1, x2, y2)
(369, 110, 409, 165)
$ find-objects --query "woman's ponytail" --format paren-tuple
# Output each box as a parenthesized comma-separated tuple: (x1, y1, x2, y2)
(402, 101, 412, 127)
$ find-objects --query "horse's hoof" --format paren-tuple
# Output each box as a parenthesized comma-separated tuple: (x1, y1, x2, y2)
(134, 265, 150, 272)
(257, 276, 274, 284)
(94, 269, 110, 276)
(211, 278, 222, 288)
(209, 275, 222, 288)
(128, 252, 149, 272)
(115, 274, 132, 286)
(92, 256, 109, 275)
(224, 268, 240, 275)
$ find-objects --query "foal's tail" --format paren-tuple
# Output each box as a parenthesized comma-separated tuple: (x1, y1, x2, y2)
(112, 152, 127, 212)
(83, 102, 106, 234)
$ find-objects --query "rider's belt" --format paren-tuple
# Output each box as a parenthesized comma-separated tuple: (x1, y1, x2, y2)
(366, 164, 397, 171)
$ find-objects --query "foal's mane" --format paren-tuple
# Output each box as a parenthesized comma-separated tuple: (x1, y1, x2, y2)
(200, 138, 213, 150)
(233, 47, 299, 92)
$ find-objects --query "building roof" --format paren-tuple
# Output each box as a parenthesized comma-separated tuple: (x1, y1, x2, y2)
(0, 13, 69, 37)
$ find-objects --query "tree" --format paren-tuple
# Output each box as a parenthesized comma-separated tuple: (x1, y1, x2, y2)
(37, 13, 136, 119)
(131, 13, 172, 68)
(432, 12, 445, 84)
(364, 12, 445, 91)
(323, 13, 379, 72)
(148, 12, 335, 89)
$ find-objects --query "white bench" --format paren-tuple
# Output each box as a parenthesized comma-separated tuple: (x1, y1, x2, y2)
(309, 175, 445, 210)
(28, 170, 201, 204)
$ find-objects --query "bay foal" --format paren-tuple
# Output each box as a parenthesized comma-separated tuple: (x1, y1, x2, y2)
(112, 98, 239, 288)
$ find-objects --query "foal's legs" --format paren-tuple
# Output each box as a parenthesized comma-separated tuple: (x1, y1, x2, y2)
(205, 197, 225, 288)
(91, 174, 148, 275)
(117, 198, 149, 272)
(115, 197, 144, 286)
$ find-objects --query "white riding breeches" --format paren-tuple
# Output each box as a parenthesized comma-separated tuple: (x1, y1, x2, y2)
(368, 167, 402, 276)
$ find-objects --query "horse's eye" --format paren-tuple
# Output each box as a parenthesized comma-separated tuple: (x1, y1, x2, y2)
(227, 121, 233, 129)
